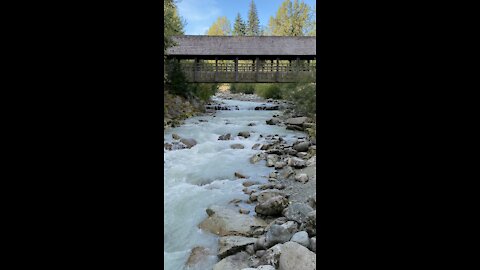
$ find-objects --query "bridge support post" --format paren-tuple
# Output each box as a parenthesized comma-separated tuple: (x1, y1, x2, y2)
(255, 57, 259, 82)
(193, 57, 198, 82)
(215, 57, 218, 82)
(276, 58, 279, 82)
(296, 57, 300, 79)
(235, 57, 238, 82)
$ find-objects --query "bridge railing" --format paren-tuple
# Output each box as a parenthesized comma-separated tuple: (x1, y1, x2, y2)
(167, 62, 316, 83)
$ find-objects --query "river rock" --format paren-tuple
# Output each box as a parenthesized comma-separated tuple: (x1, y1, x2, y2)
(306, 156, 316, 166)
(282, 203, 314, 224)
(238, 131, 251, 138)
(255, 189, 286, 203)
(241, 266, 275, 270)
(278, 241, 316, 270)
(252, 143, 261, 150)
(231, 143, 245, 149)
(310, 237, 316, 252)
(286, 125, 304, 131)
(258, 243, 284, 268)
(290, 231, 310, 248)
(235, 172, 247, 179)
(243, 181, 259, 187)
(180, 138, 197, 148)
(280, 166, 294, 178)
(219, 133, 231, 140)
(186, 246, 210, 267)
(294, 173, 309, 183)
(304, 210, 316, 236)
(255, 195, 289, 216)
(285, 117, 308, 126)
(287, 157, 307, 168)
(218, 236, 257, 259)
(239, 208, 250, 215)
(268, 172, 277, 179)
(266, 154, 279, 167)
(250, 152, 266, 164)
(274, 161, 286, 169)
(164, 143, 172, 151)
(307, 193, 316, 209)
(265, 221, 298, 248)
(293, 141, 309, 152)
(213, 251, 250, 270)
(199, 205, 268, 237)
(266, 118, 280, 125)
(172, 133, 181, 140)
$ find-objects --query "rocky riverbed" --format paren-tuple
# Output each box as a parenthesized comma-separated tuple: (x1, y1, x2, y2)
(164, 92, 316, 270)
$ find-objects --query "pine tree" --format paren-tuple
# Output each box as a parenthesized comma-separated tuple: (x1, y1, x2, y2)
(247, 0, 260, 36)
(233, 13, 246, 36)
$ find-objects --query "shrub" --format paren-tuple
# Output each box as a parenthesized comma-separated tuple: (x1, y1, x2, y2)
(230, 83, 255, 94)
(255, 84, 283, 99)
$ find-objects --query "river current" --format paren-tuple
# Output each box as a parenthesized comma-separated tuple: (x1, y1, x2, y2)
(163, 97, 303, 270)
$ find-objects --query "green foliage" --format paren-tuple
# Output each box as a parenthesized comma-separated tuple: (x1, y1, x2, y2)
(230, 83, 255, 94)
(255, 84, 284, 99)
(233, 13, 247, 36)
(207, 16, 231, 35)
(268, 0, 314, 36)
(164, 0, 185, 83)
(247, 0, 260, 36)
(166, 59, 190, 97)
(191, 83, 219, 101)
(281, 82, 316, 117)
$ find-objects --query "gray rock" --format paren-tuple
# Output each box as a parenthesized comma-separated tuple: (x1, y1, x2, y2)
(294, 173, 309, 183)
(293, 141, 309, 152)
(265, 221, 298, 248)
(307, 193, 316, 209)
(218, 236, 257, 259)
(235, 172, 247, 179)
(280, 166, 294, 178)
(186, 246, 209, 267)
(255, 196, 289, 216)
(219, 133, 231, 140)
(274, 161, 286, 169)
(278, 241, 316, 270)
(290, 231, 310, 248)
(266, 118, 280, 125)
(231, 143, 245, 149)
(306, 156, 316, 166)
(239, 208, 250, 215)
(180, 138, 197, 148)
(256, 189, 286, 203)
(213, 251, 250, 270)
(245, 244, 255, 255)
(287, 157, 307, 168)
(266, 154, 279, 167)
(310, 237, 316, 252)
(238, 131, 251, 138)
(304, 210, 316, 236)
(252, 143, 261, 150)
(285, 117, 308, 126)
(255, 250, 266, 257)
(243, 181, 260, 187)
(250, 152, 266, 164)
(268, 172, 277, 179)
(172, 133, 181, 140)
(199, 206, 268, 237)
(282, 203, 314, 224)
(258, 243, 284, 268)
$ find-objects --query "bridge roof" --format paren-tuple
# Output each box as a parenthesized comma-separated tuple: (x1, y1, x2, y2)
(166, 35, 316, 58)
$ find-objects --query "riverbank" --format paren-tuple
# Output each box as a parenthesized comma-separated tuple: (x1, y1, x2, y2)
(164, 92, 316, 270)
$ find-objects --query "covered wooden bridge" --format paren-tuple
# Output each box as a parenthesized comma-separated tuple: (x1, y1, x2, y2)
(165, 35, 316, 83)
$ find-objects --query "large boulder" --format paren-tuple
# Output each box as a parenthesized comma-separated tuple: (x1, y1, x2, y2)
(285, 117, 308, 126)
(282, 203, 314, 224)
(278, 241, 316, 270)
(265, 221, 298, 248)
(218, 236, 257, 259)
(287, 157, 307, 168)
(180, 138, 197, 148)
(258, 243, 284, 268)
(213, 251, 250, 270)
(266, 154, 279, 167)
(199, 206, 267, 237)
(255, 196, 289, 216)
(293, 141, 309, 152)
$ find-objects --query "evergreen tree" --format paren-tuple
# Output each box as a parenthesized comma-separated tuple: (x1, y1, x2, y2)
(233, 13, 246, 36)
(247, 0, 260, 36)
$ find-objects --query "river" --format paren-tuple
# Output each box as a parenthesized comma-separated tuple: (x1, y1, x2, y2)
(163, 97, 304, 270)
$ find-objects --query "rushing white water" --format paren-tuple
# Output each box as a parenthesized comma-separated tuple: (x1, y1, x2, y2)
(164, 97, 304, 270)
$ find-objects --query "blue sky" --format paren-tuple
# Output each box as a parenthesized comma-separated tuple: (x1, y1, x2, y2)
(176, 0, 316, 35)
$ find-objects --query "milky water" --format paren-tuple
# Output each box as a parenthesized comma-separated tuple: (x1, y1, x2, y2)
(164, 97, 304, 270)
